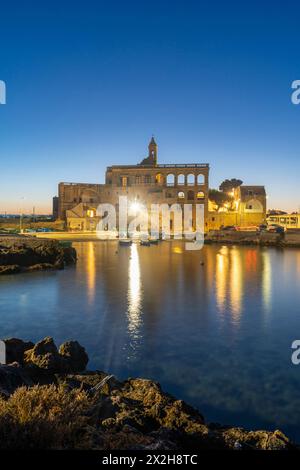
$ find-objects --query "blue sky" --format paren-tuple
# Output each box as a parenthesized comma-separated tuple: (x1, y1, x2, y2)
(0, 1, 299, 213)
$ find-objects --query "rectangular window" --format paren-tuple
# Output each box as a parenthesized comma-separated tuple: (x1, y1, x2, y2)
(121, 177, 127, 187)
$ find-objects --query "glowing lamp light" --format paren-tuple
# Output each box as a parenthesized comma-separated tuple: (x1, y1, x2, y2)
(130, 201, 143, 214)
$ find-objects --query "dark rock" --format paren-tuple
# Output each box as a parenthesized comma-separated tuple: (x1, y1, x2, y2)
(4, 338, 34, 365)
(0, 265, 21, 275)
(59, 340, 89, 372)
(0, 364, 33, 396)
(0, 237, 76, 275)
(97, 397, 119, 422)
(24, 337, 61, 372)
(149, 427, 182, 442)
(122, 424, 141, 434)
(26, 263, 56, 272)
(63, 246, 77, 265)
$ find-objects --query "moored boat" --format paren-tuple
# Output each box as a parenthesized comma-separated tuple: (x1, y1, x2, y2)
(119, 239, 132, 246)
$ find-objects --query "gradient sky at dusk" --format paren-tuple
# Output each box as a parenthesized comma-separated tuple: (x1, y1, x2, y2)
(0, 1, 300, 213)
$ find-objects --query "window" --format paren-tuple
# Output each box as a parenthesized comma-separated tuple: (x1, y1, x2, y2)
(248, 190, 253, 196)
(178, 191, 185, 199)
(196, 191, 205, 200)
(144, 175, 151, 184)
(135, 175, 141, 184)
(167, 174, 175, 186)
(177, 174, 185, 185)
(188, 190, 194, 201)
(187, 174, 195, 186)
(156, 173, 163, 184)
(121, 176, 127, 187)
(197, 174, 205, 185)
(245, 199, 263, 212)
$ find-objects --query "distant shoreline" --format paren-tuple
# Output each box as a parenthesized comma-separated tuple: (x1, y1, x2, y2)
(16, 231, 300, 249)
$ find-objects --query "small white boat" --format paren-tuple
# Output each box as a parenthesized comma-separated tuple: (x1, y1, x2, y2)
(119, 239, 132, 246)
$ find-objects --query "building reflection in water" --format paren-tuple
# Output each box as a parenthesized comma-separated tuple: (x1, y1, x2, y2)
(262, 250, 272, 313)
(215, 246, 243, 322)
(87, 242, 96, 305)
(230, 247, 242, 321)
(216, 246, 228, 313)
(127, 244, 143, 351)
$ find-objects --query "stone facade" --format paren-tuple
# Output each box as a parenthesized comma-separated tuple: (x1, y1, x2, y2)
(208, 185, 266, 230)
(58, 182, 102, 220)
(58, 138, 209, 232)
(57, 138, 266, 232)
(65, 203, 99, 231)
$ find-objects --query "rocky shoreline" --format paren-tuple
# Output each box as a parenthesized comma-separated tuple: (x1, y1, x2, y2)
(0, 236, 76, 275)
(0, 336, 297, 450)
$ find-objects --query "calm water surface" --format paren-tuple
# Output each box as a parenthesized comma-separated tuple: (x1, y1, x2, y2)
(1, 241, 300, 440)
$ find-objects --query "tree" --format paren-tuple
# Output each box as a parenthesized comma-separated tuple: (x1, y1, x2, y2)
(219, 178, 243, 193)
(209, 189, 233, 210)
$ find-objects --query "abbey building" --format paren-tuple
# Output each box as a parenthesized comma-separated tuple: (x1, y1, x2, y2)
(56, 138, 266, 232)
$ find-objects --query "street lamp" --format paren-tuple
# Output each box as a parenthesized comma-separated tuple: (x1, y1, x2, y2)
(20, 197, 25, 233)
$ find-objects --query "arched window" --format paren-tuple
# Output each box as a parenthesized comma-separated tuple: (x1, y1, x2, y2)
(197, 191, 205, 200)
(177, 174, 185, 185)
(156, 173, 163, 184)
(178, 191, 185, 199)
(187, 190, 194, 201)
(187, 174, 195, 186)
(167, 174, 175, 186)
(197, 174, 205, 185)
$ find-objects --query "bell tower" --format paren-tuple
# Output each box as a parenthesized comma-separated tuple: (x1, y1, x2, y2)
(148, 136, 158, 165)
(139, 136, 158, 165)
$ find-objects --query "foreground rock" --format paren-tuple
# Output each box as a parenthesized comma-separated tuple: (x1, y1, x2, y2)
(23, 337, 88, 374)
(0, 337, 297, 450)
(0, 237, 76, 274)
